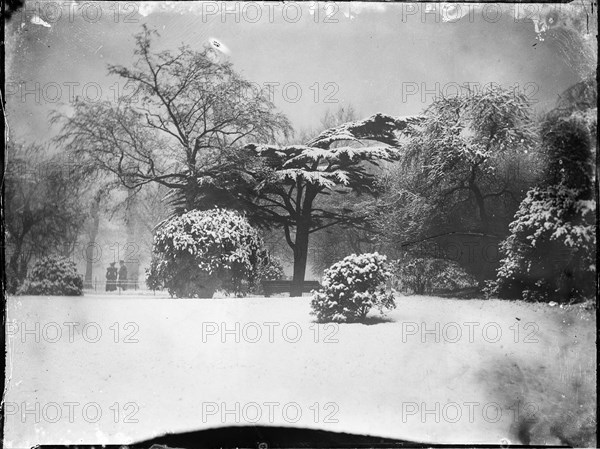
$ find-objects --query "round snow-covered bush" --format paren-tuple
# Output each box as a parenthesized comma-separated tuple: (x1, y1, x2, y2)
(17, 256, 83, 296)
(148, 208, 266, 298)
(311, 252, 396, 322)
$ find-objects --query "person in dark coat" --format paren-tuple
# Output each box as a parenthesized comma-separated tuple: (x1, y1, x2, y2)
(118, 260, 128, 291)
(106, 262, 118, 292)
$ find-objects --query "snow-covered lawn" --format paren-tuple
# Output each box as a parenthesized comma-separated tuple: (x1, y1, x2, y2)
(4, 293, 596, 446)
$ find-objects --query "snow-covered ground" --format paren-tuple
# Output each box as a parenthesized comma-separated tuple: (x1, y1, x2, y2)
(4, 293, 596, 446)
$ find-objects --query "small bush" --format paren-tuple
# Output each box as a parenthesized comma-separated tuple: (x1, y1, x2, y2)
(311, 253, 395, 323)
(392, 257, 478, 295)
(257, 255, 285, 282)
(17, 256, 83, 296)
(145, 257, 163, 291)
(249, 254, 285, 294)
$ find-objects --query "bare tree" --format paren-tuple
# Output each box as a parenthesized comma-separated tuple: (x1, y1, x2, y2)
(53, 25, 291, 212)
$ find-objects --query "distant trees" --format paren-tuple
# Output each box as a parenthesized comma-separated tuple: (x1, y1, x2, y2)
(4, 142, 86, 292)
(52, 26, 427, 296)
(45, 25, 594, 303)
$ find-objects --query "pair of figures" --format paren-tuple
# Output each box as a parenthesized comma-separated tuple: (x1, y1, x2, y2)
(106, 261, 128, 292)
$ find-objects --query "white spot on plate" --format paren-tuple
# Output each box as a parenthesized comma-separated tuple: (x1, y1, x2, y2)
(208, 37, 231, 55)
(31, 15, 51, 28)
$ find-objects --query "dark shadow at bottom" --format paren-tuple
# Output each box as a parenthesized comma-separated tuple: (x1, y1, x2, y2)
(131, 425, 418, 448)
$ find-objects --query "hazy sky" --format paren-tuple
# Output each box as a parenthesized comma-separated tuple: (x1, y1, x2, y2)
(6, 1, 593, 145)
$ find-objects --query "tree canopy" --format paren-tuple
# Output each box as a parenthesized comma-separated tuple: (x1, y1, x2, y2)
(374, 86, 540, 281)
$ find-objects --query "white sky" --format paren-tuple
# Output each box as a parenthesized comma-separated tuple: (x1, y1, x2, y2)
(5, 1, 595, 145)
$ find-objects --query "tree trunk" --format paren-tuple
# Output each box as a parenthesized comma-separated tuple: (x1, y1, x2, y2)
(84, 193, 101, 289)
(290, 220, 310, 297)
(8, 237, 25, 293)
(470, 182, 489, 233)
(9, 239, 23, 276)
(125, 189, 139, 290)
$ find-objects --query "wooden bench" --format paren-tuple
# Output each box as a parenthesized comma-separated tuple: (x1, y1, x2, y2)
(262, 280, 322, 297)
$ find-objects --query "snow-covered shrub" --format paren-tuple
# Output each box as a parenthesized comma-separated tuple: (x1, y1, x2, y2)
(148, 209, 266, 298)
(311, 253, 395, 322)
(256, 255, 285, 282)
(17, 256, 83, 296)
(492, 105, 596, 303)
(249, 254, 285, 294)
(493, 186, 595, 302)
(392, 257, 478, 294)
(145, 257, 163, 291)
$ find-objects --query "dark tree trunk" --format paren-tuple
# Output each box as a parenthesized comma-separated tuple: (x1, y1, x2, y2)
(470, 181, 489, 233)
(290, 220, 310, 297)
(185, 179, 197, 211)
(125, 189, 139, 290)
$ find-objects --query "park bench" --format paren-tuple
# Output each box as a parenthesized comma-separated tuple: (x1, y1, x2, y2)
(262, 280, 322, 297)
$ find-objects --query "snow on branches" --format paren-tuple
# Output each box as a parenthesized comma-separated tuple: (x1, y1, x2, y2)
(307, 113, 423, 149)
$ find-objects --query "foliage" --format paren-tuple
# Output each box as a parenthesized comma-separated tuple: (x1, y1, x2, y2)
(244, 113, 421, 224)
(311, 253, 396, 322)
(391, 257, 478, 295)
(145, 257, 164, 291)
(147, 209, 266, 298)
(17, 256, 83, 296)
(542, 109, 596, 193)
(493, 86, 596, 303)
(374, 86, 540, 282)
